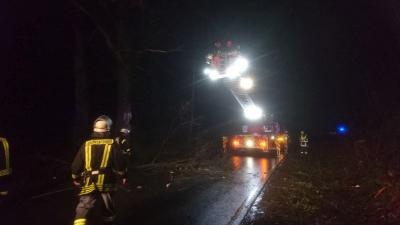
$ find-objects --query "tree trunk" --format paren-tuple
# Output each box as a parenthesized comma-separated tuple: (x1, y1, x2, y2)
(114, 14, 133, 130)
(73, 28, 89, 147)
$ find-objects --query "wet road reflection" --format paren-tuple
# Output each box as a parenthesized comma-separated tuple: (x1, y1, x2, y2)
(117, 155, 283, 225)
(117, 156, 279, 225)
(231, 155, 277, 180)
(194, 155, 282, 225)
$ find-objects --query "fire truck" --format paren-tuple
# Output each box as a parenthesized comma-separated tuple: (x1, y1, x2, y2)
(223, 119, 288, 157)
(204, 41, 288, 156)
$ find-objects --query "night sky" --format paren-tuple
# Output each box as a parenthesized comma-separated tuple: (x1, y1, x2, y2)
(4, 0, 400, 156)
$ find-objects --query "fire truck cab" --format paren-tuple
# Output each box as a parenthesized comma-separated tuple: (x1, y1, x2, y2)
(223, 120, 288, 157)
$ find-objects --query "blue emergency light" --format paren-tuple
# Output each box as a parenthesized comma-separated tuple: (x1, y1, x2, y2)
(337, 124, 348, 135)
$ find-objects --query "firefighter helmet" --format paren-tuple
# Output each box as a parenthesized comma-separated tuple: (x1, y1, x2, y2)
(120, 128, 130, 134)
(93, 115, 112, 133)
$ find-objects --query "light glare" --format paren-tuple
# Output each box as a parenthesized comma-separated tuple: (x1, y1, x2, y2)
(244, 105, 263, 120)
(226, 57, 249, 79)
(226, 66, 241, 79)
(209, 69, 220, 81)
(245, 139, 254, 147)
(239, 77, 254, 90)
(235, 57, 249, 72)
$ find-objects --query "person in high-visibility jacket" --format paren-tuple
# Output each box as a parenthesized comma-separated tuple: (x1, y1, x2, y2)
(0, 137, 11, 197)
(299, 130, 309, 154)
(71, 115, 126, 225)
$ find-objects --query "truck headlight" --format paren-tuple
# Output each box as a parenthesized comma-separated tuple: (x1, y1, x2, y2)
(245, 139, 254, 147)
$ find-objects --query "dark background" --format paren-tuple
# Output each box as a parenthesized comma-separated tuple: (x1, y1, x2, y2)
(3, 0, 400, 161)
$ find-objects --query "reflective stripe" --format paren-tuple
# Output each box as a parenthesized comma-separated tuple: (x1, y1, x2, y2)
(0, 168, 11, 176)
(104, 144, 111, 167)
(86, 139, 114, 145)
(96, 142, 111, 187)
(0, 138, 11, 177)
(3, 138, 9, 170)
(100, 144, 112, 168)
(84, 139, 114, 171)
(97, 174, 105, 186)
(84, 142, 91, 171)
(80, 139, 114, 195)
(74, 218, 87, 225)
(79, 183, 114, 195)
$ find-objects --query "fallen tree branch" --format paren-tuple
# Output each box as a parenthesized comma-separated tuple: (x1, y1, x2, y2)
(118, 45, 184, 55)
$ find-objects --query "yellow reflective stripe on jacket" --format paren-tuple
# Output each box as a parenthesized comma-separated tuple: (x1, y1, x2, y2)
(100, 144, 112, 168)
(3, 138, 9, 169)
(79, 183, 115, 195)
(80, 139, 114, 195)
(97, 142, 111, 186)
(0, 169, 11, 176)
(84, 139, 114, 171)
(0, 138, 11, 177)
(97, 174, 105, 186)
(85, 139, 113, 145)
(84, 142, 91, 171)
(74, 218, 87, 225)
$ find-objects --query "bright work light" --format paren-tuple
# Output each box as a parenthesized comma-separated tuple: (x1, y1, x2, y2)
(234, 57, 249, 72)
(226, 57, 249, 79)
(244, 105, 263, 120)
(239, 77, 254, 90)
(204, 68, 221, 81)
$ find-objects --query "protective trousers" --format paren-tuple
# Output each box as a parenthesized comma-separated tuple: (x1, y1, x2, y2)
(73, 192, 115, 225)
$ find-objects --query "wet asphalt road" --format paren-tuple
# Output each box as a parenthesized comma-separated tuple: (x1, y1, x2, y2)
(116, 156, 281, 225)
(6, 155, 281, 225)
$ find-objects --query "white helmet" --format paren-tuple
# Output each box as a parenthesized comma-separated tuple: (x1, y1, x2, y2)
(93, 115, 112, 133)
(120, 128, 130, 134)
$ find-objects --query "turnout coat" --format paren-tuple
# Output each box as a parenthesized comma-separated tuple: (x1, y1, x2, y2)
(71, 132, 126, 195)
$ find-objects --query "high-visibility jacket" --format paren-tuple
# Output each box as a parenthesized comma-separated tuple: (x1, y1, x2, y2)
(300, 134, 308, 142)
(71, 136, 125, 195)
(0, 137, 11, 177)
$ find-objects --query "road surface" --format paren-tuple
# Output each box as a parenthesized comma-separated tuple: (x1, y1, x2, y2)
(5, 155, 282, 225)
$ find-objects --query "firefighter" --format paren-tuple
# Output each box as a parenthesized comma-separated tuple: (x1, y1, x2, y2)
(115, 127, 132, 169)
(222, 136, 228, 153)
(71, 115, 126, 225)
(299, 130, 309, 154)
(0, 137, 11, 197)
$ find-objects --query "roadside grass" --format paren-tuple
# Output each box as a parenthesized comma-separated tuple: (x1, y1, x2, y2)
(246, 140, 398, 225)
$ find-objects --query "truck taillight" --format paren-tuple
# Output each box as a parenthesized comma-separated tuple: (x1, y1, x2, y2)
(259, 141, 267, 147)
(233, 140, 240, 147)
